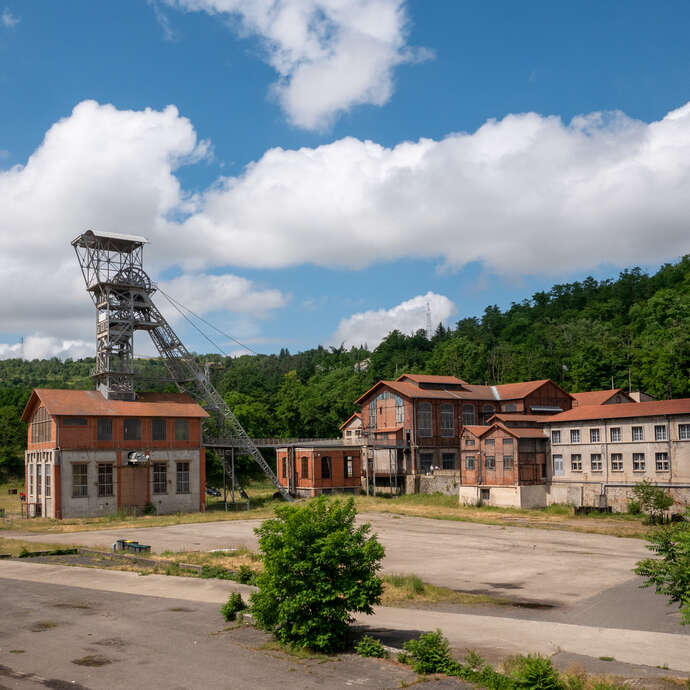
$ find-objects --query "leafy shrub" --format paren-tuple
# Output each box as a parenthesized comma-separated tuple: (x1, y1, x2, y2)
(508, 654, 563, 689)
(632, 480, 674, 524)
(354, 635, 388, 658)
(200, 564, 234, 580)
(236, 564, 257, 585)
(627, 500, 641, 515)
(143, 502, 156, 516)
(250, 497, 384, 653)
(401, 629, 460, 675)
(384, 573, 425, 597)
(221, 592, 246, 622)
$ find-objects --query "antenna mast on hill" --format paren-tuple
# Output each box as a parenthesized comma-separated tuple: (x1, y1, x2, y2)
(71, 229, 292, 500)
(425, 301, 433, 340)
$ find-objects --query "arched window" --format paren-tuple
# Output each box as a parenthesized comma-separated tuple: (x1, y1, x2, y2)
(481, 404, 495, 424)
(440, 403, 454, 436)
(395, 395, 404, 424)
(417, 402, 432, 437)
(462, 404, 475, 426)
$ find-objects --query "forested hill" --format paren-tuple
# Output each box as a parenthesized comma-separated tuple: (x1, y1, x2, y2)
(1, 256, 689, 477)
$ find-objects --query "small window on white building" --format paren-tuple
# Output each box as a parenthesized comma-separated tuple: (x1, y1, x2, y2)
(611, 453, 623, 471)
(153, 463, 167, 494)
(98, 464, 113, 497)
(590, 454, 602, 472)
(589, 428, 600, 443)
(570, 429, 581, 443)
(72, 463, 88, 498)
(610, 427, 621, 442)
(571, 454, 582, 471)
(632, 426, 644, 441)
(655, 452, 670, 472)
(551, 430, 561, 444)
(654, 425, 667, 441)
(679, 423, 690, 440)
(176, 462, 190, 493)
(633, 453, 645, 472)
(553, 454, 564, 476)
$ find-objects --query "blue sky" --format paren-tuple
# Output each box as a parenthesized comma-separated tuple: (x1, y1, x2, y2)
(1, 1, 689, 360)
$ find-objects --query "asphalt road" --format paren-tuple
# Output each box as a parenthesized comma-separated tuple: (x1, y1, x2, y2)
(0, 575, 470, 690)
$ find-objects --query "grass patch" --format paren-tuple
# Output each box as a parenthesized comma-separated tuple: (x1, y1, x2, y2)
(29, 621, 57, 632)
(0, 537, 78, 557)
(381, 573, 511, 607)
(71, 654, 112, 667)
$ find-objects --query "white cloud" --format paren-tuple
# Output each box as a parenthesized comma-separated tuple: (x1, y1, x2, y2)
(179, 103, 690, 276)
(1, 7, 19, 28)
(0, 100, 286, 358)
(165, 0, 425, 130)
(0, 336, 92, 361)
(332, 292, 455, 348)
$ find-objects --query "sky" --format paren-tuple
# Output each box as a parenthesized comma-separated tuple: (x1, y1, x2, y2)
(1, 0, 690, 361)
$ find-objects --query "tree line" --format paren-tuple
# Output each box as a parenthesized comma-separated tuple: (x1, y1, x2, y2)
(1, 255, 688, 481)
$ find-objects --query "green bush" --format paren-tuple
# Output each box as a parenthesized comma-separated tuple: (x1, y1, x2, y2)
(401, 629, 459, 675)
(143, 502, 156, 516)
(508, 654, 563, 689)
(250, 496, 384, 653)
(627, 499, 642, 515)
(221, 592, 246, 622)
(632, 480, 674, 524)
(236, 564, 257, 585)
(200, 564, 234, 580)
(354, 635, 388, 658)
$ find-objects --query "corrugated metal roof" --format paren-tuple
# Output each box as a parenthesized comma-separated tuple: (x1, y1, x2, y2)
(544, 399, 690, 423)
(73, 229, 149, 246)
(22, 389, 209, 421)
(396, 374, 468, 385)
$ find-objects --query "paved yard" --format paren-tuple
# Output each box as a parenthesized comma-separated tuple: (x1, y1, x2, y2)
(5, 512, 651, 607)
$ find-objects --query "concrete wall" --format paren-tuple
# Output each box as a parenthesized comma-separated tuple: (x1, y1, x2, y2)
(417, 470, 461, 496)
(459, 484, 546, 508)
(24, 449, 58, 518)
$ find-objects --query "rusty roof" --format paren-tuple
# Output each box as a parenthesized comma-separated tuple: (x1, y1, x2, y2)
(494, 379, 573, 401)
(338, 412, 361, 430)
(396, 374, 468, 385)
(462, 425, 490, 437)
(487, 413, 546, 423)
(543, 399, 690, 424)
(571, 389, 634, 406)
(22, 389, 209, 422)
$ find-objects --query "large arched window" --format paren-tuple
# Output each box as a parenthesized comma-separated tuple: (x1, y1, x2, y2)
(440, 403, 454, 436)
(481, 404, 496, 424)
(417, 402, 432, 437)
(462, 404, 475, 426)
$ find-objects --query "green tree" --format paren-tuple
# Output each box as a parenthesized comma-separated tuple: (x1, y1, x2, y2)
(274, 370, 306, 437)
(634, 510, 690, 624)
(250, 497, 384, 652)
(632, 480, 674, 524)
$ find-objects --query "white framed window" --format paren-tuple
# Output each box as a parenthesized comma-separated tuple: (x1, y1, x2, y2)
(417, 402, 432, 437)
(632, 426, 644, 441)
(553, 454, 564, 476)
(45, 464, 51, 498)
(654, 425, 667, 441)
(655, 452, 670, 472)
(633, 453, 645, 472)
(571, 454, 582, 472)
(153, 463, 167, 494)
(176, 462, 190, 493)
(590, 454, 602, 472)
(679, 423, 690, 440)
(440, 404, 454, 437)
(610, 427, 621, 442)
(36, 464, 42, 496)
(465, 455, 476, 470)
(589, 428, 600, 443)
(551, 430, 561, 444)
(570, 429, 580, 443)
(611, 453, 623, 471)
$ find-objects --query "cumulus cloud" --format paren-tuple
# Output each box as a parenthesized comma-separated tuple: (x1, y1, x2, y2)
(1, 7, 19, 28)
(165, 0, 424, 129)
(0, 336, 92, 361)
(332, 292, 455, 348)
(179, 103, 690, 276)
(0, 100, 286, 359)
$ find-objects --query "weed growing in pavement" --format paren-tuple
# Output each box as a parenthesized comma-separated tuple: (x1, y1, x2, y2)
(354, 635, 388, 658)
(221, 592, 246, 622)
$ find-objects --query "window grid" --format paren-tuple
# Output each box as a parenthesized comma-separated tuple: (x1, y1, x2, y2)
(632, 426, 644, 441)
(503, 456, 514, 470)
(485, 456, 496, 470)
(589, 428, 600, 443)
(462, 404, 475, 426)
(654, 425, 667, 441)
(553, 454, 563, 476)
(72, 463, 88, 498)
(45, 464, 51, 498)
(655, 452, 670, 472)
(174, 419, 190, 441)
(570, 429, 581, 443)
(301, 457, 308, 478)
(36, 464, 42, 496)
(176, 462, 190, 494)
(590, 454, 602, 472)
(441, 452, 455, 470)
(551, 430, 561, 444)
(31, 406, 52, 444)
(97, 464, 113, 497)
(123, 418, 141, 441)
(611, 453, 623, 471)
(417, 403, 432, 437)
(153, 463, 167, 494)
(97, 418, 113, 441)
(440, 404, 454, 437)
(571, 454, 582, 472)
(345, 457, 354, 478)
(610, 427, 621, 442)
(152, 418, 166, 441)
(465, 456, 476, 470)
(633, 453, 645, 472)
(679, 424, 690, 440)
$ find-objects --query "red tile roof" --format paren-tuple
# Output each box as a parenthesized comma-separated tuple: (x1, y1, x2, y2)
(571, 389, 633, 406)
(495, 379, 573, 401)
(396, 374, 468, 385)
(462, 425, 490, 437)
(544, 399, 690, 423)
(22, 389, 209, 422)
(338, 412, 361, 430)
(488, 413, 546, 423)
